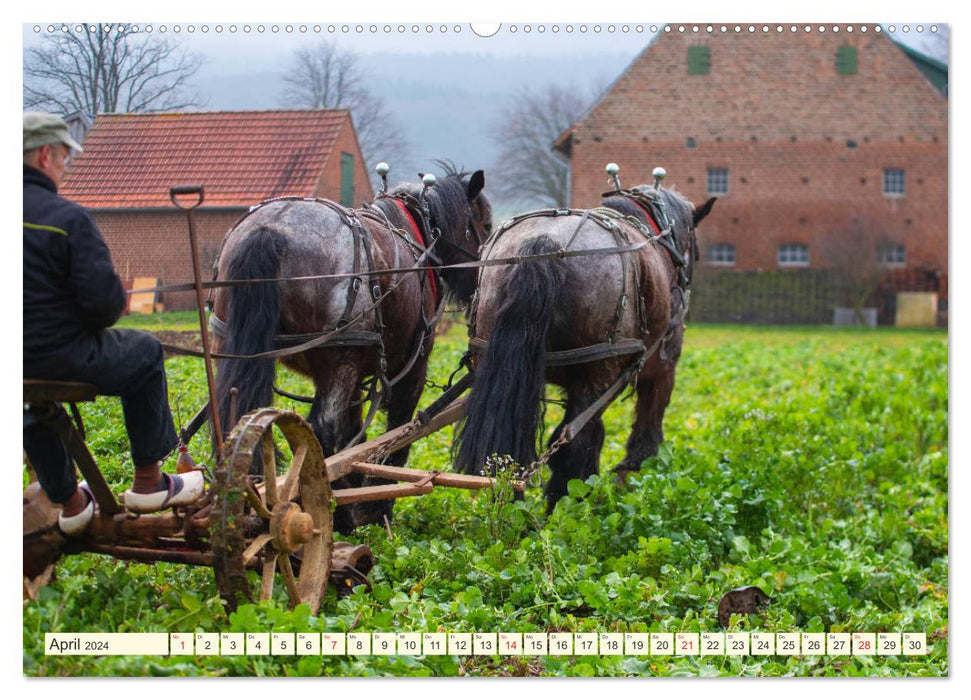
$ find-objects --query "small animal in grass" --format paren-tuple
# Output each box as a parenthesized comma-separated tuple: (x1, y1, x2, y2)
(717, 585, 772, 628)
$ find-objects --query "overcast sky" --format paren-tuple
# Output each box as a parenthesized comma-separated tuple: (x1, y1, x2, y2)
(19, 19, 951, 211)
(21, 21, 947, 66)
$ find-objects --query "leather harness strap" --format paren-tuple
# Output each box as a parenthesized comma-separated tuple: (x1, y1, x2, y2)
(393, 199, 439, 306)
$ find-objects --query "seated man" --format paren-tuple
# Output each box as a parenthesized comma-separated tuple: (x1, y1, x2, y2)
(23, 111, 203, 535)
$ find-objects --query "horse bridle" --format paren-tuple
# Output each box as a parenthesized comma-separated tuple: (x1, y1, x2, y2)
(398, 188, 485, 264)
(432, 205, 486, 263)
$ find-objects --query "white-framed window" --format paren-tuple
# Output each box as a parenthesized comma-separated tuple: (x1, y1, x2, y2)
(876, 244, 906, 266)
(707, 243, 736, 265)
(778, 243, 809, 267)
(707, 167, 729, 195)
(883, 168, 905, 196)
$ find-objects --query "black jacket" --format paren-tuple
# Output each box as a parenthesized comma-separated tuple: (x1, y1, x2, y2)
(23, 164, 126, 376)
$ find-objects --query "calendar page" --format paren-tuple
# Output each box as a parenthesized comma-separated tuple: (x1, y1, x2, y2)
(18, 6, 949, 681)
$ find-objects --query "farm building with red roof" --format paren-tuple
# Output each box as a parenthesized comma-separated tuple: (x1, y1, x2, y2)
(61, 109, 374, 311)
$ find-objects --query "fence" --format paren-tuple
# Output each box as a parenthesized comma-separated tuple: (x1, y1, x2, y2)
(690, 268, 947, 326)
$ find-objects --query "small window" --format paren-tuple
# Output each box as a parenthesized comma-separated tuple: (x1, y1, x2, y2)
(688, 46, 711, 75)
(876, 244, 906, 266)
(836, 46, 858, 75)
(340, 152, 355, 207)
(707, 243, 736, 266)
(778, 243, 809, 267)
(883, 168, 905, 196)
(707, 168, 728, 195)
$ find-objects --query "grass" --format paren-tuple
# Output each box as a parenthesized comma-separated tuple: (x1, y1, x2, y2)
(23, 315, 948, 677)
(115, 310, 202, 332)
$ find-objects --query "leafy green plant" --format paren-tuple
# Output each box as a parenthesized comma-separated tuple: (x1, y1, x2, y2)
(23, 320, 948, 677)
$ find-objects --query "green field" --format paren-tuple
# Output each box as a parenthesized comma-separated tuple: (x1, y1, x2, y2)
(23, 319, 948, 677)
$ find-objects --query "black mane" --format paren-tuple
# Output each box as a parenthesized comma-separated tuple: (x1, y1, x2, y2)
(379, 164, 472, 243)
(603, 186, 695, 252)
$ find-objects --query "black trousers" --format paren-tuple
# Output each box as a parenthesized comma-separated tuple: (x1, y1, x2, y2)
(23, 328, 178, 504)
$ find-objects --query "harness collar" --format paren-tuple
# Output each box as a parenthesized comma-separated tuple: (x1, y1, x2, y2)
(627, 197, 663, 236)
(394, 198, 439, 305)
(616, 191, 692, 274)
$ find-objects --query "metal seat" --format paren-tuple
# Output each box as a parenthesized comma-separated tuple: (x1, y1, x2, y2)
(23, 379, 98, 405)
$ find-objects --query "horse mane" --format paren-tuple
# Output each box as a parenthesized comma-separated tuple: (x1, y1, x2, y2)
(379, 163, 472, 242)
(604, 186, 695, 252)
(600, 195, 644, 221)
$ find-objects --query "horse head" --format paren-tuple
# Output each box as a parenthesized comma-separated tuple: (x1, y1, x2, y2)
(423, 162, 490, 305)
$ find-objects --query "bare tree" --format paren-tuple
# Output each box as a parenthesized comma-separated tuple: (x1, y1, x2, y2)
(24, 24, 204, 115)
(280, 40, 411, 183)
(822, 218, 899, 323)
(489, 83, 601, 210)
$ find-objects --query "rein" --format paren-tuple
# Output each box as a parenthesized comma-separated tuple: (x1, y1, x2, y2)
(132, 238, 647, 296)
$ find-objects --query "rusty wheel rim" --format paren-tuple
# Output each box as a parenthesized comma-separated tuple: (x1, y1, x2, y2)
(211, 409, 333, 614)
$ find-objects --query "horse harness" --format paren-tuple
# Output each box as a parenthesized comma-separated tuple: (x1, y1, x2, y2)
(205, 194, 447, 447)
(607, 187, 699, 357)
(465, 193, 698, 481)
(468, 190, 695, 370)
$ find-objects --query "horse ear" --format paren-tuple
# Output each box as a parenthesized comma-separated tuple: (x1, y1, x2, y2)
(693, 197, 716, 227)
(467, 170, 485, 200)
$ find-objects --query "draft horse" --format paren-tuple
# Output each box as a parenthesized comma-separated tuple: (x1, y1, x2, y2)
(211, 164, 491, 532)
(454, 171, 714, 512)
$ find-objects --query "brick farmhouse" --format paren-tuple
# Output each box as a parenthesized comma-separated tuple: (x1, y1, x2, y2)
(61, 110, 374, 312)
(554, 27, 947, 324)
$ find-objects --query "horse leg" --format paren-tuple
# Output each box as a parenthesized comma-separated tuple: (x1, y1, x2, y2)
(341, 357, 430, 531)
(544, 385, 607, 514)
(384, 356, 429, 467)
(614, 363, 677, 475)
(301, 357, 366, 535)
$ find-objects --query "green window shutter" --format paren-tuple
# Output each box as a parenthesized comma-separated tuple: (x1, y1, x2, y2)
(340, 152, 355, 207)
(836, 46, 857, 75)
(688, 46, 711, 75)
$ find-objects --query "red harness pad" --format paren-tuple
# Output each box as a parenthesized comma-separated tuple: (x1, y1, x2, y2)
(395, 200, 439, 305)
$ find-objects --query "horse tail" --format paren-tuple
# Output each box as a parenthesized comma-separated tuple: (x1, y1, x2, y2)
(214, 227, 288, 445)
(454, 235, 566, 474)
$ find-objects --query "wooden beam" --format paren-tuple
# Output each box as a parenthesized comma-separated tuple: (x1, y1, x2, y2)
(332, 482, 434, 505)
(324, 398, 467, 482)
(349, 462, 524, 492)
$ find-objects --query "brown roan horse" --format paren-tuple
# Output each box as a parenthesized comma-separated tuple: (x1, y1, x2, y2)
(454, 182, 714, 512)
(211, 164, 490, 532)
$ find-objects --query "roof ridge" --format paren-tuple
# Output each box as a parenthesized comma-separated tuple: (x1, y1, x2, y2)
(94, 108, 351, 117)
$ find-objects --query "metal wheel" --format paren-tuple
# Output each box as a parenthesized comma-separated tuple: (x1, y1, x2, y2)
(211, 409, 333, 614)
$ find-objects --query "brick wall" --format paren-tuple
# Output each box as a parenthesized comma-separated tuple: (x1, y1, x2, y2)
(92, 209, 245, 312)
(566, 27, 948, 309)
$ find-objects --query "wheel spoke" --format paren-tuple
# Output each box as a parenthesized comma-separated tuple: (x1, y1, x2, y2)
(262, 431, 278, 508)
(280, 444, 307, 502)
(245, 481, 272, 519)
(260, 549, 278, 601)
(278, 553, 300, 608)
(241, 533, 273, 566)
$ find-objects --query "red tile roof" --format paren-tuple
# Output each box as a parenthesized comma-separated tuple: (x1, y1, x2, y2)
(61, 110, 350, 208)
